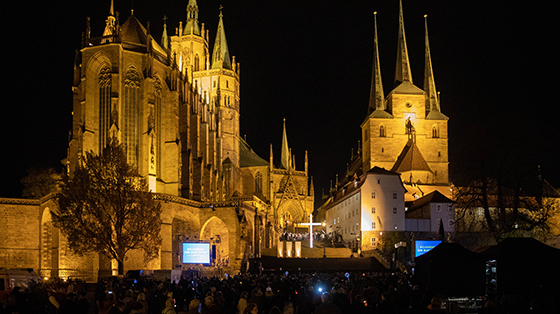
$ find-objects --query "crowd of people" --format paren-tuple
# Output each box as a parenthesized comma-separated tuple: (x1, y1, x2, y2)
(1, 270, 509, 314)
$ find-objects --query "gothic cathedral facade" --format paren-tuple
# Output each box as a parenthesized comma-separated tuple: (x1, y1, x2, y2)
(0, 0, 313, 278)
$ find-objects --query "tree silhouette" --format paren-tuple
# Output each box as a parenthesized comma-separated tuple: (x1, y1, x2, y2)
(52, 138, 162, 275)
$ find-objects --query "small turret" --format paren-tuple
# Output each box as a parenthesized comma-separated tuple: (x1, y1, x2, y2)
(161, 16, 169, 50)
(102, 0, 116, 37)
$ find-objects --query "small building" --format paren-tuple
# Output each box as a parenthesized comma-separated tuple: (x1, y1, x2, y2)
(405, 190, 455, 232)
(324, 167, 406, 252)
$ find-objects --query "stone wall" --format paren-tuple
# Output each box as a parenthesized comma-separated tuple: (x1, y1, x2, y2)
(0, 198, 41, 270)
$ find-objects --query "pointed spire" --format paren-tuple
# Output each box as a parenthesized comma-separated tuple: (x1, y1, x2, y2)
(103, 0, 116, 36)
(394, 0, 413, 85)
(368, 12, 385, 115)
(184, 0, 201, 35)
(281, 118, 290, 170)
(309, 176, 315, 197)
(424, 15, 440, 113)
(161, 16, 169, 50)
(211, 6, 232, 70)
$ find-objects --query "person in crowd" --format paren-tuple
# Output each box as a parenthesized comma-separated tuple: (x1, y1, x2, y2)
(202, 295, 220, 314)
(243, 303, 258, 314)
(184, 299, 201, 314)
(268, 306, 281, 314)
(313, 292, 341, 314)
(237, 291, 249, 314)
(162, 298, 178, 314)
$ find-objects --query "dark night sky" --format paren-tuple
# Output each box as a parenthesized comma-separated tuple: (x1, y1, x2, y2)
(2, 1, 559, 203)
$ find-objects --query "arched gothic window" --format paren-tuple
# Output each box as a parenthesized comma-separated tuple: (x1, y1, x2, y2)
(194, 54, 200, 71)
(99, 66, 111, 152)
(155, 78, 163, 177)
(432, 126, 439, 138)
(124, 68, 140, 166)
(255, 172, 262, 193)
(379, 125, 386, 137)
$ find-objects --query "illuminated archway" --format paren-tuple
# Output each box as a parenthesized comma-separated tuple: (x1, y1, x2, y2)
(200, 217, 230, 265)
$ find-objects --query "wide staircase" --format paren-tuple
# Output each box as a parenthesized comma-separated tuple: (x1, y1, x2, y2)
(252, 240, 388, 273)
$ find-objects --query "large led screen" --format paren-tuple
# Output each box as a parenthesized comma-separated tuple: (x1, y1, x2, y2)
(182, 243, 210, 264)
(415, 240, 441, 257)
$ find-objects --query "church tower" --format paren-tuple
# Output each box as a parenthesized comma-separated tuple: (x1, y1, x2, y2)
(361, 1, 449, 186)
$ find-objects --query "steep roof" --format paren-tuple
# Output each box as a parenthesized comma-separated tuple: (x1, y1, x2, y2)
(211, 10, 232, 70)
(407, 190, 454, 211)
(121, 15, 148, 45)
(367, 166, 401, 176)
(239, 138, 268, 167)
(391, 140, 433, 174)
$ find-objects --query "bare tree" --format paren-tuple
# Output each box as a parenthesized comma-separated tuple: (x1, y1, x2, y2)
(52, 138, 162, 275)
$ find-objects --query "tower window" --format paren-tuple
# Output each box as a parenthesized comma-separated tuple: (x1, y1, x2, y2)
(379, 125, 386, 137)
(438, 151, 441, 157)
(371, 207, 376, 214)
(432, 126, 439, 138)
(393, 192, 397, 199)
(372, 222, 376, 230)
(381, 148, 384, 153)
(393, 207, 397, 214)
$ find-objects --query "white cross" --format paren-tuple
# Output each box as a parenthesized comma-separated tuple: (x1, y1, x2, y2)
(300, 213, 322, 248)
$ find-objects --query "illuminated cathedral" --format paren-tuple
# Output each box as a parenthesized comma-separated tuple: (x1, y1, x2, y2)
(0, 0, 313, 278)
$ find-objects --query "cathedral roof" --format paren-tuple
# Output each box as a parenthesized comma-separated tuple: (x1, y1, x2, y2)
(120, 14, 168, 58)
(239, 138, 268, 167)
(391, 140, 433, 174)
(121, 15, 148, 45)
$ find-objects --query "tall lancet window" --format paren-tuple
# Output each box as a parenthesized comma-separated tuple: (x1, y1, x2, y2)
(155, 78, 163, 177)
(124, 68, 140, 166)
(432, 125, 439, 138)
(255, 172, 262, 193)
(99, 66, 112, 152)
(379, 125, 386, 137)
(194, 54, 200, 71)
